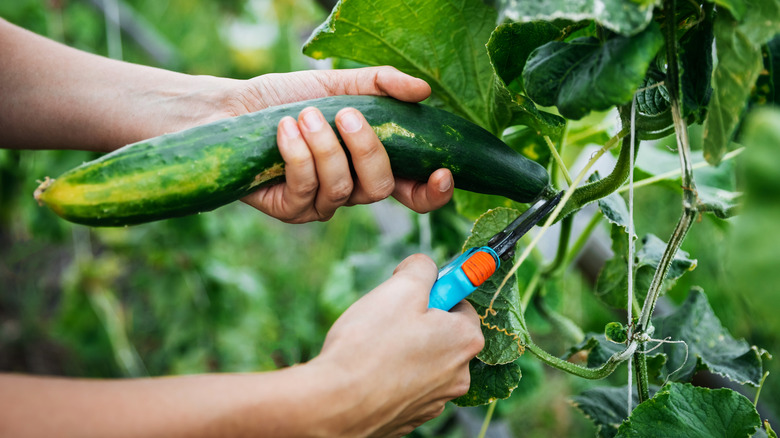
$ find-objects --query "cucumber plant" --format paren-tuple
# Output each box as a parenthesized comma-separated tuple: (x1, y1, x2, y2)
(304, 0, 779, 435)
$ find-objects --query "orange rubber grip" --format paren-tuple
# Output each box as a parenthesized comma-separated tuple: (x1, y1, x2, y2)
(462, 250, 497, 287)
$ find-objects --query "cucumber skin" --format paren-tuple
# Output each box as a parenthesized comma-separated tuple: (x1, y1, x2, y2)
(37, 96, 550, 226)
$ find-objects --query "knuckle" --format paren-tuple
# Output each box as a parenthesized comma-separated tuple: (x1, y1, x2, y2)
(292, 181, 318, 199)
(325, 181, 353, 203)
(350, 140, 381, 161)
(365, 178, 395, 202)
(450, 377, 471, 398)
(468, 330, 486, 355)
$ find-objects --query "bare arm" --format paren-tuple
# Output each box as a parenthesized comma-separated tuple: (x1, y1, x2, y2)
(0, 18, 233, 152)
(0, 18, 453, 220)
(0, 255, 483, 438)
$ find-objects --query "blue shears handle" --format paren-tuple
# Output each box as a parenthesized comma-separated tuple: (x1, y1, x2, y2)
(428, 247, 500, 311)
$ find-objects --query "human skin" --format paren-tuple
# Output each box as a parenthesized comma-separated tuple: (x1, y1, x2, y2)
(0, 18, 454, 223)
(0, 18, 484, 437)
(0, 255, 485, 438)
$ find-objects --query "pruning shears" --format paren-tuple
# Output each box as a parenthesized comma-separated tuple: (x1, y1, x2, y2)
(428, 192, 563, 311)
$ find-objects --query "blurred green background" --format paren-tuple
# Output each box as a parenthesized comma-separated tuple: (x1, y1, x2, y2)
(1, 1, 777, 437)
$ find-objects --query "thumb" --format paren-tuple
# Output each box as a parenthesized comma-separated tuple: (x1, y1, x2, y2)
(389, 254, 438, 309)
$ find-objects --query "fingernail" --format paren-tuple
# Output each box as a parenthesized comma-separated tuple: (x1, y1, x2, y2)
(340, 110, 362, 133)
(280, 117, 300, 138)
(438, 174, 452, 192)
(302, 110, 324, 132)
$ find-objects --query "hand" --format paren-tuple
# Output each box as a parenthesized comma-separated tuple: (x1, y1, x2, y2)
(228, 67, 454, 222)
(310, 254, 485, 437)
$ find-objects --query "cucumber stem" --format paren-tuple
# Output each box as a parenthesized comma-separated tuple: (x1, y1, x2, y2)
(554, 128, 630, 220)
(33, 176, 54, 206)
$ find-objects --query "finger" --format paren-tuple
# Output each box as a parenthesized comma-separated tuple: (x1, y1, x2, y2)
(448, 300, 485, 357)
(241, 116, 319, 222)
(298, 107, 353, 220)
(317, 66, 431, 102)
(387, 254, 439, 308)
(392, 168, 454, 213)
(335, 108, 395, 205)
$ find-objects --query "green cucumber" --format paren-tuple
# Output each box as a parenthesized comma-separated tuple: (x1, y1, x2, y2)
(34, 95, 552, 226)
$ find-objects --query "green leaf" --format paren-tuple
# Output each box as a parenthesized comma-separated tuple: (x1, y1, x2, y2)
(739, 107, 780, 200)
(596, 176, 631, 229)
(615, 383, 761, 438)
(755, 35, 780, 105)
(594, 228, 696, 309)
(463, 208, 531, 364)
(594, 224, 632, 309)
(452, 190, 527, 222)
(654, 288, 766, 386)
(487, 20, 568, 92)
(713, 0, 746, 21)
(498, 0, 656, 36)
(726, 109, 780, 348)
(523, 22, 664, 120)
(572, 385, 658, 438)
(680, 10, 714, 122)
(702, 0, 780, 164)
(509, 94, 567, 139)
(605, 322, 628, 344)
(451, 358, 522, 407)
(303, 0, 511, 134)
(635, 64, 670, 117)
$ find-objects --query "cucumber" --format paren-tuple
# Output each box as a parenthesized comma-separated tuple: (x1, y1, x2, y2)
(34, 95, 552, 226)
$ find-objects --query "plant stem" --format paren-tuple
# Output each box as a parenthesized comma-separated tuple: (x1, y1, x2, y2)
(545, 135, 573, 186)
(634, 344, 650, 402)
(637, 0, 698, 334)
(526, 339, 635, 379)
(555, 128, 630, 220)
(543, 215, 573, 276)
(635, 0, 698, 401)
(754, 371, 770, 407)
(493, 127, 627, 307)
(477, 401, 497, 438)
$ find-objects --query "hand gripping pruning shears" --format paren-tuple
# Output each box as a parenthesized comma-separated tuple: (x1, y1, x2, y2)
(427, 192, 563, 311)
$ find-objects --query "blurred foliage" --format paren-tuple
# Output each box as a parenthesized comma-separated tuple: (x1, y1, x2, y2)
(1, 1, 778, 437)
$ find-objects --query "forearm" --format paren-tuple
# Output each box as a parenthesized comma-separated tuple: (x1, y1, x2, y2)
(0, 18, 237, 152)
(0, 361, 359, 438)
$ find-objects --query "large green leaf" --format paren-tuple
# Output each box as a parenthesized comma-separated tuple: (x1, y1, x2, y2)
(615, 383, 761, 438)
(302, 0, 511, 134)
(571, 385, 659, 438)
(523, 22, 664, 120)
(487, 20, 568, 93)
(452, 358, 522, 407)
(498, 0, 655, 36)
(702, 0, 780, 164)
(463, 208, 531, 364)
(654, 288, 767, 386)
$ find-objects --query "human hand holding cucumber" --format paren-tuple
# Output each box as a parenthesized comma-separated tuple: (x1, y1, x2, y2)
(1, 19, 452, 222)
(233, 68, 455, 222)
